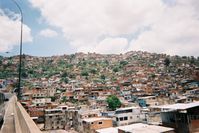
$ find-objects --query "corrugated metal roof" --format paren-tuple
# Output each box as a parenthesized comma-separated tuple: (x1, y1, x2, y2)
(158, 101, 199, 110)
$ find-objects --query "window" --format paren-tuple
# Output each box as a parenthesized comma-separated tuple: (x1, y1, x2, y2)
(91, 122, 94, 124)
(115, 109, 133, 114)
(130, 116, 132, 119)
(116, 117, 119, 121)
(124, 116, 128, 121)
(98, 122, 103, 124)
(120, 117, 124, 121)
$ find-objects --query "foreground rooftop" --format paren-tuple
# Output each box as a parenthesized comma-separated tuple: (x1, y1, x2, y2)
(96, 123, 174, 133)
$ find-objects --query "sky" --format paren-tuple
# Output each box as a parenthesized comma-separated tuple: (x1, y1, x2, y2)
(0, 0, 199, 57)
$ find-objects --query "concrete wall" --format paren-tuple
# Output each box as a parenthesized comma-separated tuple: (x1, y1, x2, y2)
(83, 119, 113, 133)
(15, 98, 42, 133)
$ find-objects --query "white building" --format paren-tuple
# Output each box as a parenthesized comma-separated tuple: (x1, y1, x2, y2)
(114, 107, 144, 126)
(32, 98, 51, 106)
(56, 105, 75, 111)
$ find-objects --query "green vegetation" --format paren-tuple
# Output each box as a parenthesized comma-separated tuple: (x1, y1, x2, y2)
(120, 60, 128, 66)
(61, 96, 68, 103)
(164, 58, 171, 67)
(81, 70, 89, 76)
(61, 77, 69, 84)
(0, 52, 198, 83)
(90, 68, 97, 74)
(106, 95, 121, 110)
(113, 67, 119, 72)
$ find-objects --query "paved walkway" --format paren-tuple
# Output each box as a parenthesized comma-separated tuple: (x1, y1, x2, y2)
(0, 96, 16, 133)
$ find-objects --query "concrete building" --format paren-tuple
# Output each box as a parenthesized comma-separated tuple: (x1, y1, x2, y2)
(46, 88, 56, 97)
(32, 98, 51, 106)
(44, 109, 66, 130)
(114, 107, 144, 126)
(159, 102, 199, 133)
(137, 95, 159, 107)
(82, 117, 113, 133)
(61, 108, 102, 132)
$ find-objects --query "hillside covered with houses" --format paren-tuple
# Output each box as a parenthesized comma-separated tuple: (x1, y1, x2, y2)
(0, 51, 199, 133)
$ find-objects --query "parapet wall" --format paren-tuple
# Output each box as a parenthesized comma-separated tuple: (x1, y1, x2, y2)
(14, 97, 42, 133)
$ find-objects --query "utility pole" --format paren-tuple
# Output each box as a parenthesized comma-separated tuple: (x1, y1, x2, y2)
(11, 0, 23, 100)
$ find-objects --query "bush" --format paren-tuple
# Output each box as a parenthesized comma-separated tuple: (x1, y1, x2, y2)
(106, 95, 121, 110)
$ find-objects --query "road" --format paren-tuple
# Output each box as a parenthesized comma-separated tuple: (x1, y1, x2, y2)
(0, 92, 12, 129)
(0, 96, 16, 133)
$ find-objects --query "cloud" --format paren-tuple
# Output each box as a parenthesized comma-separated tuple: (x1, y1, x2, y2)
(29, 0, 199, 56)
(95, 37, 128, 54)
(129, 0, 199, 56)
(39, 28, 58, 38)
(0, 9, 32, 52)
(76, 37, 128, 54)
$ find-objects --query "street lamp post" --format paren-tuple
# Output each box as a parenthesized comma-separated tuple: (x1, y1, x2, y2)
(12, 0, 23, 100)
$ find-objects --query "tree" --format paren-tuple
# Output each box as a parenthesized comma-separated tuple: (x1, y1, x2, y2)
(90, 68, 97, 74)
(190, 56, 195, 64)
(113, 67, 119, 72)
(61, 77, 69, 84)
(69, 54, 75, 63)
(49, 96, 56, 102)
(106, 95, 121, 110)
(61, 96, 67, 103)
(105, 60, 109, 64)
(100, 74, 106, 80)
(120, 60, 128, 66)
(150, 73, 156, 79)
(21, 71, 28, 78)
(61, 72, 68, 77)
(81, 70, 89, 76)
(164, 58, 170, 67)
(116, 86, 120, 91)
(0, 56, 2, 65)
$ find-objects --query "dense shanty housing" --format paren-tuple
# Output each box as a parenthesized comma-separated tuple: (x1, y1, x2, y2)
(159, 102, 199, 133)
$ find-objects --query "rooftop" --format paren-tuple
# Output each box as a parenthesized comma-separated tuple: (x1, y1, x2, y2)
(118, 123, 174, 133)
(96, 127, 118, 133)
(96, 123, 174, 133)
(115, 106, 140, 111)
(137, 95, 156, 99)
(157, 101, 199, 111)
(83, 117, 112, 123)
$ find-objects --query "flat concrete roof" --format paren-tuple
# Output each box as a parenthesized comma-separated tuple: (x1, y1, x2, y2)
(137, 96, 156, 99)
(96, 123, 174, 133)
(83, 117, 112, 123)
(96, 127, 118, 133)
(118, 123, 174, 133)
(115, 106, 140, 111)
(157, 101, 199, 110)
(45, 108, 62, 111)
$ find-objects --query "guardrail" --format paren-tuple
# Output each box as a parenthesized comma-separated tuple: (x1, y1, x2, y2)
(15, 96, 42, 133)
(1, 96, 42, 133)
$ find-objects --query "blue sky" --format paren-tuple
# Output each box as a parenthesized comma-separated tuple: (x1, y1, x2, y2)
(0, 0, 199, 57)
(0, 0, 74, 56)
